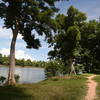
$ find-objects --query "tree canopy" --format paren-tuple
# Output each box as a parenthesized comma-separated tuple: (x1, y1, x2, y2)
(0, 0, 60, 48)
(48, 6, 86, 68)
(0, 0, 65, 85)
(48, 6, 100, 74)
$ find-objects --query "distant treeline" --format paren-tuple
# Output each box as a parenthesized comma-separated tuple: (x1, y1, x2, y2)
(0, 53, 100, 77)
(0, 53, 46, 67)
(0, 53, 67, 77)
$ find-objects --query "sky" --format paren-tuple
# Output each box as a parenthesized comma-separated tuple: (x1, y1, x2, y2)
(0, 0, 100, 61)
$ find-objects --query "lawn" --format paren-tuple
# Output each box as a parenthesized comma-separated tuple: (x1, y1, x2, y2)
(93, 75, 100, 100)
(0, 75, 87, 100)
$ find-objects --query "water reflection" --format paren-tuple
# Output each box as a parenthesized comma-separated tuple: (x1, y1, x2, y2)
(0, 66, 45, 83)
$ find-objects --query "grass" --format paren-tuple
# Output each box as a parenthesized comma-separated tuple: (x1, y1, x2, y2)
(0, 75, 87, 100)
(79, 73, 95, 77)
(93, 75, 100, 100)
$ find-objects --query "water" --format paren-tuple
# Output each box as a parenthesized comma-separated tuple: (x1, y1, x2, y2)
(0, 66, 45, 84)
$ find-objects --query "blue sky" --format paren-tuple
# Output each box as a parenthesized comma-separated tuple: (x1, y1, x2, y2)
(0, 0, 100, 61)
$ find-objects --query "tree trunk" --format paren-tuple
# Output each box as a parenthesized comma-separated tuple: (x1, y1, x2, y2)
(7, 29, 18, 85)
(69, 58, 76, 75)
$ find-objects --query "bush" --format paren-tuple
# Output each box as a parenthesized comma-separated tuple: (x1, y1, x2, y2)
(45, 61, 65, 78)
(14, 74, 20, 82)
(0, 76, 6, 84)
(75, 64, 85, 74)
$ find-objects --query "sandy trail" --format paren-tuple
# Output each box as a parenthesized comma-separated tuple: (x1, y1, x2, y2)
(85, 75, 97, 100)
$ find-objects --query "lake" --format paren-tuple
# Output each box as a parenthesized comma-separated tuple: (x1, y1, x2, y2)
(0, 66, 45, 84)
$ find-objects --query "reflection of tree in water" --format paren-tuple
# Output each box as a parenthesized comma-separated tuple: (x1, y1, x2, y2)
(0, 67, 45, 84)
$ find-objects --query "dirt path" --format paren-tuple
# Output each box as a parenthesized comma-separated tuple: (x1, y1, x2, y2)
(85, 75, 97, 100)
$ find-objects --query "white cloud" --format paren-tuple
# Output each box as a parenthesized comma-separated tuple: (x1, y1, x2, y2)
(18, 34, 23, 39)
(10, 33, 23, 40)
(0, 27, 23, 39)
(0, 27, 11, 38)
(0, 48, 34, 61)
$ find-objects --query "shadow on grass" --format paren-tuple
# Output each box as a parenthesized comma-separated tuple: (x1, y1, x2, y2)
(0, 76, 87, 100)
(0, 85, 34, 100)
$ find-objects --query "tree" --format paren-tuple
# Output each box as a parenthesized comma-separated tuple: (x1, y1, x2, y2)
(25, 59, 32, 66)
(48, 6, 86, 75)
(80, 20, 100, 73)
(19, 59, 25, 67)
(0, 0, 62, 85)
(45, 60, 65, 77)
(2, 55, 9, 65)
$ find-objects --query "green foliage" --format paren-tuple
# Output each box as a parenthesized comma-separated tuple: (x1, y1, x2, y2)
(24, 59, 33, 66)
(45, 61, 58, 77)
(67, 26, 81, 41)
(0, 54, 9, 65)
(45, 60, 65, 77)
(48, 6, 100, 74)
(0, 0, 60, 49)
(0, 53, 47, 67)
(16, 59, 25, 67)
(14, 74, 20, 83)
(66, 6, 86, 27)
(80, 20, 100, 72)
(0, 0, 63, 84)
(67, 26, 81, 56)
(48, 6, 86, 72)
(75, 64, 85, 73)
(0, 76, 6, 84)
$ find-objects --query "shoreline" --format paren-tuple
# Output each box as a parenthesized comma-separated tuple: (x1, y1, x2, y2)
(0, 64, 43, 68)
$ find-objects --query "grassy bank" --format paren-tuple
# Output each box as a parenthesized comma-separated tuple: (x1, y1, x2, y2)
(0, 75, 87, 100)
(93, 75, 100, 100)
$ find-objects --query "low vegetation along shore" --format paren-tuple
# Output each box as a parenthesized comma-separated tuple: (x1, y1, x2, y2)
(0, 65, 40, 68)
(0, 75, 87, 100)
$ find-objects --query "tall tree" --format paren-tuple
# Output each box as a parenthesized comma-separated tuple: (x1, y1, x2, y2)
(48, 6, 86, 75)
(0, 0, 62, 85)
(80, 20, 100, 72)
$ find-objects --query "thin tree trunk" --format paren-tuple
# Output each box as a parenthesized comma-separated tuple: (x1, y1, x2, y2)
(7, 29, 18, 85)
(69, 58, 76, 75)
